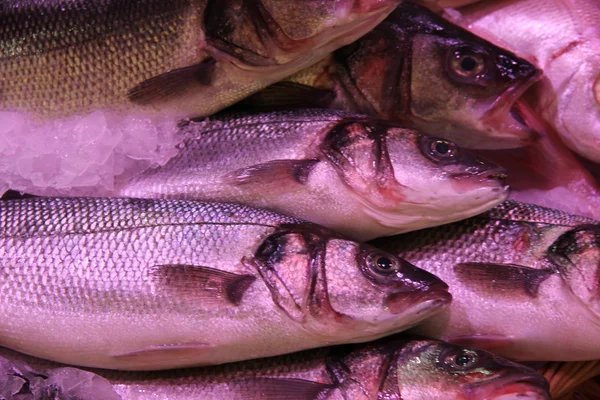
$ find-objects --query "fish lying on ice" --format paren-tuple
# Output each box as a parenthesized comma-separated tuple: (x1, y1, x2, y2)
(115, 109, 509, 241)
(243, 1, 541, 149)
(0, 197, 451, 370)
(372, 200, 600, 361)
(0, 336, 551, 400)
(458, 0, 600, 162)
(0, 0, 401, 197)
(0, 0, 401, 119)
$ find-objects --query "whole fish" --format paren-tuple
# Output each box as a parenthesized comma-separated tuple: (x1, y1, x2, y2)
(458, 0, 600, 162)
(0, 337, 551, 400)
(0, 197, 451, 370)
(372, 200, 600, 361)
(243, 1, 541, 149)
(0, 0, 400, 119)
(115, 109, 509, 241)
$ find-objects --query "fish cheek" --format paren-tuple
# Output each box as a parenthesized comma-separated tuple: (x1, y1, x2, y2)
(409, 36, 496, 124)
(324, 240, 386, 321)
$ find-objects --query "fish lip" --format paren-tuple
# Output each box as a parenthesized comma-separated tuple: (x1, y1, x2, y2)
(450, 166, 508, 186)
(384, 284, 452, 315)
(482, 374, 551, 400)
(480, 69, 542, 143)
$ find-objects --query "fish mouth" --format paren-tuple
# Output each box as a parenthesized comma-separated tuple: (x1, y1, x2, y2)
(485, 375, 551, 400)
(480, 70, 542, 146)
(470, 373, 551, 400)
(384, 283, 452, 315)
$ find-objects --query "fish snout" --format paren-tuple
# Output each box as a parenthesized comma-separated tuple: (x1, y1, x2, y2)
(383, 264, 451, 314)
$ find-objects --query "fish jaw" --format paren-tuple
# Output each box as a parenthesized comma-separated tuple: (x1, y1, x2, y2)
(477, 69, 542, 148)
(470, 374, 551, 400)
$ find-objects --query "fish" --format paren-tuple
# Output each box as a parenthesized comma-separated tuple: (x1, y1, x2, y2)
(0, 197, 451, 370)
(458, 0, 600, 162)
(371, 200, 600, 361)
(0, 336, 551, 400)
(241, 1, 541, 149)
(0, 0, 401, 119)
(115, 109, 509, 241)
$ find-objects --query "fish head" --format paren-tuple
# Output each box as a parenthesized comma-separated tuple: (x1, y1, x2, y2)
(547, 224, 600, 317)
(249, 226, 450, 340)
(323, 240, 451, 339)
(205, 0, 402, 67)
(345, 2, 541, 149)
(390, 340, 550, 399)
(322, 118, 509, 237)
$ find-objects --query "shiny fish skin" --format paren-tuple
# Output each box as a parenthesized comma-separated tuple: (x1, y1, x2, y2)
(459, 0, 600, 162)
(247, 1, 540, 149)
(115, 109, 508, 241)
(372, 200, 600, 361)
(0, 197, 450, 370)
(0, 0, 400, 119)
(0, 337, 551, 400)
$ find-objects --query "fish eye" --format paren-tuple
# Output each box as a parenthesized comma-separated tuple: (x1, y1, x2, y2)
(420, 137, 460, 163)
(440, 349, 480, 372)
(366, 252, 399, 275)
(447, 45, 489, 84)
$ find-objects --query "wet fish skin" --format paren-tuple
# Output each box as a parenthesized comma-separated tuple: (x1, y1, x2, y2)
(247, 1, 540, 149)
(371, 200, 600, 361)
(0, 336, 551, 400)
(0, 197, 450, 371)
(0, 0, 400, 119)
(116, 109, 508, 241)
(459, 0, 600, 162)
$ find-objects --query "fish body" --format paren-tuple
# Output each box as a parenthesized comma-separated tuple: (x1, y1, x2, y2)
(246, 1, 541, 149)
(0, 337, 551, 400)
(0, 0, 400, 119)
(116, 109, 508, 241)
(459, 0, 600, 162)
(372, 201, 600, 361)
(0, 197, 450, 370)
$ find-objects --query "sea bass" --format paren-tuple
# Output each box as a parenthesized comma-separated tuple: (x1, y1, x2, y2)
(243, 1, 541, 149)
(0, 337, 551, 400)
(372, 200, 600, 361)
(0, 197, 450, 370)
(115, 109, 508, 241)
(458, 0, 600, 162)
(0, 0, 400, 119)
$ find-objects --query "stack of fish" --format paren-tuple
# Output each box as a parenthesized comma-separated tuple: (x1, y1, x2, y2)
(0, 0, 599, 399)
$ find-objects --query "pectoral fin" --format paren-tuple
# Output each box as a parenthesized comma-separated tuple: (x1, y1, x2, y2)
(454, 262, 554, 298)
(128, 58, 217, 105)
(224, 159, 319, 187)
(238, 82, 336, 109)
(151, 264, 256, 306)
(229, 378, 334, 400)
